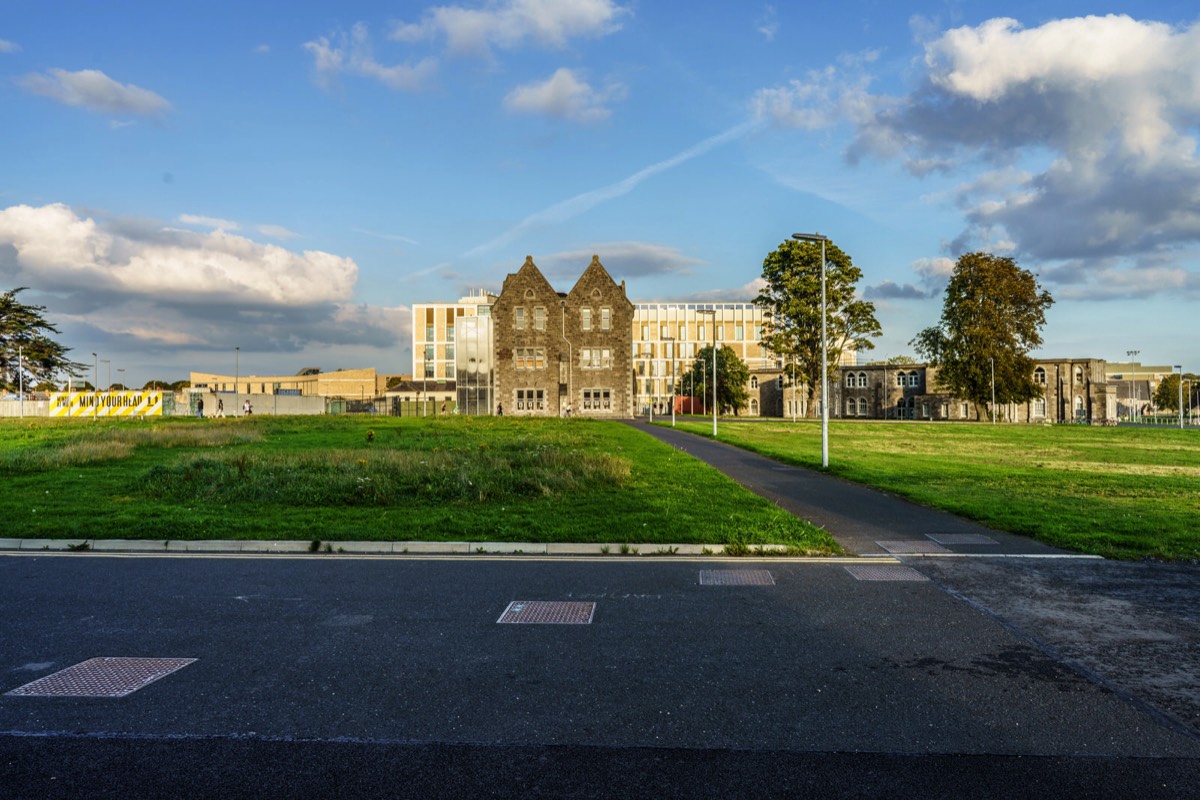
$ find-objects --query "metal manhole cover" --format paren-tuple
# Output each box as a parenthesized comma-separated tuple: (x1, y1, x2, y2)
(845, 565, 929, 582)
(5, 657, 197, 698)
(875, 540, 951, 554)
(926, 533, 997, 545)
(498, 601, 595, 624)
(699, 570, 775, 586)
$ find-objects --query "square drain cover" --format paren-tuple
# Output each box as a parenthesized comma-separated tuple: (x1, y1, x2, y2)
(699, 570, 775, 586)
(845, 565, 929, 582)
(926, 533, 997, 545)
(5, 657, 197, 698)
(498, 601, 595, 624)
(876, 540, 951, 554)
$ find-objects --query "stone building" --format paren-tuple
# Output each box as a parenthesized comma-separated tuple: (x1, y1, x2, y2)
(491, 255, 634, 417)
(838, 358, 1115, 423)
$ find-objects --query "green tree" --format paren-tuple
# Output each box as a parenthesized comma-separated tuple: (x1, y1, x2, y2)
(677, 345, 751, 415)
(0, 288, 84, 393)
(911, 252, 1053, 419)
(1153, 373, 1193, 413)
(755, 238, 881, 417)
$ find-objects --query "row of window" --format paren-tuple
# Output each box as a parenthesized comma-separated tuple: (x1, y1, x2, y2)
(513, 348, 614, 369)
(639, 324, 763, 341)
(513, 306, 614, 332)
(511, 388, 614, 412)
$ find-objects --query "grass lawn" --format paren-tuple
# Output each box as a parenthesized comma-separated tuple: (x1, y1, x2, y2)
(0, 415, 840, 554)
(668, 418, 1200, 561)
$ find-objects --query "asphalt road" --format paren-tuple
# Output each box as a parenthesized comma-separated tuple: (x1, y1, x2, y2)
(2, 553, 1198, 798)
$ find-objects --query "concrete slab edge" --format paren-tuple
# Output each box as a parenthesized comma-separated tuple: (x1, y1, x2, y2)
(0, 539, 803, 557)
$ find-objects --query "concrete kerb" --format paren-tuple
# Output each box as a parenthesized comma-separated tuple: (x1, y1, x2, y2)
(0, 539, 794, 557)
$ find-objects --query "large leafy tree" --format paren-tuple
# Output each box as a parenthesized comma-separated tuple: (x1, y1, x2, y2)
(1153, 373, 1193, 413)
(677, 345, 750, 415)
(0, 288, 83, 393)
(911, 252, 1053, 419)
(755, 238, 881, 417)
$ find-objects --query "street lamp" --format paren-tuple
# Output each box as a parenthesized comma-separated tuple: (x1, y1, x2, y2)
(235, 346, 240, 417)
(117, 368, 125, 391)
(1176, 365, 1184, 430)
(662, 336, 676, 427)
(92, 352, 98, 421)
(100, 359, 110, 391)
(989, 356, 996, 424)
(696, 309, 717, 436)
(1127, 350, 1140, 422)
(792, 233, 830, 468)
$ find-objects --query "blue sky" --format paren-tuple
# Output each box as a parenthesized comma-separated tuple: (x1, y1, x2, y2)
(2, 1, 1198, 386)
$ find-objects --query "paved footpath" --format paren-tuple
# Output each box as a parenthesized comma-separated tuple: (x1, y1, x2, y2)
(0, 424, 1197, 798)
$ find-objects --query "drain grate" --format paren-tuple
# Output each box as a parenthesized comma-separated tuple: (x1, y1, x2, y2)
(926, 533, 997, 545)
(5, 657, 197, 698)
(845, 565, 929, 582)
(875, 540, 951, 554)
(699, 570, 775, 586)
(498, 601, 595, 624)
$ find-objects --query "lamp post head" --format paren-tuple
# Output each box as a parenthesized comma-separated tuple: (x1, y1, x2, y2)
(792, 232, 829, 242)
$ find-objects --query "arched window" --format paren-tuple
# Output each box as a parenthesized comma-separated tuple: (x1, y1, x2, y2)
(750, 375, 758, 389)
(858, 372, 868, 388)
(846, 398, 857, 416)
(750, 398, 759, 415)
(858, 397, 869, 416)
(896, 371, 907, 387)
(777, 376, 783, 389)
(1074, 366, 1084, 384)
(1033, 398, 1046, 417)
(1075, 396, 1085, 418)
(908, 373, 919, 387)
(846, 373, 856, 388)
(1033, 367, 1046, 385)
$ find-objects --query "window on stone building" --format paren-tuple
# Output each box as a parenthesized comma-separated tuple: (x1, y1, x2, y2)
(1074, 366, 1084, 384)
(514, 307, 525, 330)
(516, 388, 545, 412)
(897, 371, 907, 387)
(860, 398, 869, 416)
(534, 306, 546, 331)
(846, 373, 856, 388)
(846, 398, 856, 415)
(908, 373, 919, 388)
(858, 372, 868, 388)
(583, 388, 612, 411)
(1033, 397, 1046, 417)
(1034, 367, 1046, 384)
(750, 376, 758, 389)
(601, 307, 611, 330)
(581, 308, 592, 330)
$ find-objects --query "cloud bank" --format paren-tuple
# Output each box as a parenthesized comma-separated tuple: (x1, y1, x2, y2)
(0, 204, 407, 353)
(757, 14, 1200, 300)
(18, 68, 170, 115)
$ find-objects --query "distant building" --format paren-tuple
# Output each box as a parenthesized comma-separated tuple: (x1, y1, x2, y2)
(189, 367, 391, 400)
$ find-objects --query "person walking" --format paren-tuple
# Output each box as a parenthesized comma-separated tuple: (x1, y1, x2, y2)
(196, 396, 204, 418)
(215, 398, 225, 418)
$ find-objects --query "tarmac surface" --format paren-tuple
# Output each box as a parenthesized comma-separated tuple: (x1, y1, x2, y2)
(1, 422, 1198, 798)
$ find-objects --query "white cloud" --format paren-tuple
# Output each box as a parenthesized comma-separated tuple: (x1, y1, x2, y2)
(305, 23, 437, 92)
(0, 39, 21, 53)
(756, 6, 779, 41)
(255, 44, 271, 55)
(0, 204, 408, 352)
(504, 68, 624, 122)
(179, 214, 239, 231)
(759, 14, 1200, 297)
(17, 68, 170, 115)
(390, 0, 628, 57)
(257, 224, 300, 240)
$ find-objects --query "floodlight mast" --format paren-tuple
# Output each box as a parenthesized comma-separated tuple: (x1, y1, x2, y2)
(792, 232, 830, 468)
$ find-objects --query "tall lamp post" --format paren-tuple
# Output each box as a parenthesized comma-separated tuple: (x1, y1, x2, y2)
(989, 356, 996, 424)
(92, 352, 98, 421)
(117, 368, 125, 391)
(1126, 350, 1140, 421)
(1176, 365, 1184, 430)
(234, 346, 240, 417)
(696, 309, 717, 436)
(792, 233, 830, 468)
(662, 336, 676, 427)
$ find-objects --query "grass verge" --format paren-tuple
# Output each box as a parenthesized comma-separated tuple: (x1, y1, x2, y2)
(0, 416, 840, 554)
(669, 418, 1200, 561)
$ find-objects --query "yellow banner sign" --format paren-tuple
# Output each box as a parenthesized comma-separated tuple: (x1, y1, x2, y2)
(50, 391, 163, 418)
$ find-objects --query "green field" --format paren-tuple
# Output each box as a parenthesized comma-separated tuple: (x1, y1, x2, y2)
(669, 418, 1200, 561)
(0, 416, 839, 554)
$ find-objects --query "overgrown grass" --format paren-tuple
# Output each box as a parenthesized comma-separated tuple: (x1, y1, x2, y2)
(0, 416, 839, 553)
(670, 419, 1200, 561)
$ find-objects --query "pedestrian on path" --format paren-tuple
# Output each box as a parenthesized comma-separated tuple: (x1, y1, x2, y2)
(215, 398, 225, 418)
(196, 397, 204, 418)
